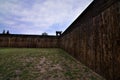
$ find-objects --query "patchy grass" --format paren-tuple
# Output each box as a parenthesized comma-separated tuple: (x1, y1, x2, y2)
(0, 48, 105, 80)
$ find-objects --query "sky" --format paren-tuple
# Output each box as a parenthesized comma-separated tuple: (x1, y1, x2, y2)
(0, 0, 93, 35)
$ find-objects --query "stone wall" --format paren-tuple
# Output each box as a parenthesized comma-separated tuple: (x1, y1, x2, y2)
(0, 34, 58, 48)
(60, 0, 120, 80)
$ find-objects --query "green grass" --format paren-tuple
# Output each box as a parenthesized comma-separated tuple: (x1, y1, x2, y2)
(0, 48, 105, 80)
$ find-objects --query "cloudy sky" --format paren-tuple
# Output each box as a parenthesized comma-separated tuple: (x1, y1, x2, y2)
(0, 0, 93, 35)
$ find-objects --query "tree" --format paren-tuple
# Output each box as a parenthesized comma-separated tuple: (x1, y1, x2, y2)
(6, 30, 10, 34)
(42, 32, 48, 36)
(2, 30, 5, 34)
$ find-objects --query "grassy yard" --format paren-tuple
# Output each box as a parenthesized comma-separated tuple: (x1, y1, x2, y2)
(0, 48, 105, 80)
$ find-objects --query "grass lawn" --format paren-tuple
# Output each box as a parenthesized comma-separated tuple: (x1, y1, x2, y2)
(0, 48, 105, 80)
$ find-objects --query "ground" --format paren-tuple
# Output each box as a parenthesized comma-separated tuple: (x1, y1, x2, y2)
(0, 48, 105, 80)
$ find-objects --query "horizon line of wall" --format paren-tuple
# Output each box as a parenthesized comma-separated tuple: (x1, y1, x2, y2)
(0, 0, 119, 80)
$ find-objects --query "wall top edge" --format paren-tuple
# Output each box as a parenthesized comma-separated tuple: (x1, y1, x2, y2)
(61, 0, 118, 37)
(0, 34, 58, 38)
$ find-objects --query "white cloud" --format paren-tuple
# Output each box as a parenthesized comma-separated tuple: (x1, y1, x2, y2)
(0, 0, 93, 35)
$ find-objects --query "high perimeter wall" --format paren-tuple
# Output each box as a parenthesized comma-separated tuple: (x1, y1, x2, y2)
(0, 34, 59, 48)
(0, 0, 119, 80)
(60, 0, 120, 80)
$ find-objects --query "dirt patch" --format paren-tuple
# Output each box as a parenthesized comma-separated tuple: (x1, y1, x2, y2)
(0, 48, 106, 80)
